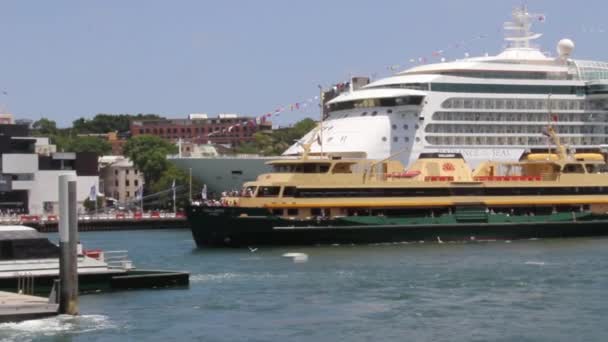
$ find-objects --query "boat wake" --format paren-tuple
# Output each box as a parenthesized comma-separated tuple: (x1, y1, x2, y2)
(524, 261, 546, 266)
(190, 272, 289, 283)
(0, 314, 115, 341)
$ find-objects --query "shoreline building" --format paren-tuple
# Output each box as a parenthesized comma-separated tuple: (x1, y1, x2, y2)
(98, 156, 144, 203)
(130, 113, 272, 147)
(0, 123, 99, 215)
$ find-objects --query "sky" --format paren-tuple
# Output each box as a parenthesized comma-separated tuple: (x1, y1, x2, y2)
(0, 0, 606, 127)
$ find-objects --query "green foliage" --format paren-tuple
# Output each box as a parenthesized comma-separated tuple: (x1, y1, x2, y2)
(83, 197, 104, 212)
(55, 136, 112, 155)
(31, 118, 58, 135)
(72, 113, 161, 134)
(235, 118, 317, 156)
(123, 135, 178, 186)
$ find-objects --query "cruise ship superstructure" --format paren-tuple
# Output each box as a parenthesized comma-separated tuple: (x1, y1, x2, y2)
(170, 7, 608, 195)
(284, 7, 608, 166)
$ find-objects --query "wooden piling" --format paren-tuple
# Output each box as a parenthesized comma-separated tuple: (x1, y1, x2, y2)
(58, 174, 79, 315)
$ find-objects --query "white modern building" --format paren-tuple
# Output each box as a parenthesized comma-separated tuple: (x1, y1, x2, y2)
(0, 124, 99, 215)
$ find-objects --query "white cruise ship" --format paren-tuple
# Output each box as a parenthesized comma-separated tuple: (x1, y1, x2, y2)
(170, 7, 608, 195)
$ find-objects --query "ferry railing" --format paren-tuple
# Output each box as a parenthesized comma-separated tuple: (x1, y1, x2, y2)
(103, 250, 134, 270)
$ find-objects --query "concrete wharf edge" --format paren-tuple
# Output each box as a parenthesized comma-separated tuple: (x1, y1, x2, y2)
(21, 217, 190, 233)
(0, 291, 58, 323)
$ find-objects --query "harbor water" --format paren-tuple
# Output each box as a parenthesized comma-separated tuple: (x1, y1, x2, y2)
(1, 229, 608, 341)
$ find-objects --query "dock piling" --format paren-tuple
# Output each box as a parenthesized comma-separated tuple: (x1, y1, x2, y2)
(58, 174, 79, 315)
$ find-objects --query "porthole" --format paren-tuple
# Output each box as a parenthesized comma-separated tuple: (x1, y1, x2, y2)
(403, 124, 409, 130)
(372, 111, 377, 116)
(361, 112, 367, 116)
(392, 124, 397, 130)
(387, 109, 393, 114)
(382, 137, 387, 142)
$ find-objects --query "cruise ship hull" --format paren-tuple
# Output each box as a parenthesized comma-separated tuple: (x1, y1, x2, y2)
(168, 156, 273, 196)
(187, 206, 608, 247)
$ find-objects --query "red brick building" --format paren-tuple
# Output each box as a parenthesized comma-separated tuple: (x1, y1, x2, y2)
(130, 114, 272, 146)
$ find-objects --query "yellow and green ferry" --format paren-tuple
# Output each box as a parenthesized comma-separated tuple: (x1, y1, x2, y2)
(187, 127, 608, 247)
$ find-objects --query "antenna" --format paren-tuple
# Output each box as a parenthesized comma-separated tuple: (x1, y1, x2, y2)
(503, 5, 544, 49)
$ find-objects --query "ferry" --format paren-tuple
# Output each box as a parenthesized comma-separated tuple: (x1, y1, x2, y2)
(187, 124, 608, 247)
(171, 6, 608, 196)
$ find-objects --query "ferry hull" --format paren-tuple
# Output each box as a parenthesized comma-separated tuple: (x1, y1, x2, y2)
(187, 206, 608, 247)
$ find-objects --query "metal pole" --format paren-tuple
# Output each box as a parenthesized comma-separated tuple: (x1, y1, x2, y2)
(318, 85, 324, 157)
(189, 168, 192, 203)
(58, 174, 79, 315)
(173, 186, 176, 214)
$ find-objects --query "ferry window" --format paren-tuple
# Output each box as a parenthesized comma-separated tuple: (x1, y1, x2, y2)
(387, 109, 393, 113)
(287, 209, 298, 216)
(586, 164, 608, 173)
(332, 163, 354, 174)
(283, 187, 296, 197)
(272, 209, 283, 216)
(311, 208, 322, 216)
(371, 111, 377, 116)
(258, 186, 281, 197)
(361, 112, 367, 116)
(242, 186, 256, 197)
(301, 163, 330, 173)
(563, 164, 585, 174)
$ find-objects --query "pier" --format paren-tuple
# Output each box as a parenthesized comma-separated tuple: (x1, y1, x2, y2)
(0, 212, 189, 232)
(0, 291, 58, 323)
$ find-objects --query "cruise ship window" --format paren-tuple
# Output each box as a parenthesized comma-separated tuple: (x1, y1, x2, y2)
(404, 137, 409, 142)
(382, 137, 387, 142)
(392, 124, 397, 130)
(403, 124, 408, 130)
(393, 137, 398, 142)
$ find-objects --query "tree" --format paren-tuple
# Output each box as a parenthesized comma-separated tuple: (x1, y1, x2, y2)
(58, 136, 112, 155)
(123, 135, 178, 186)
(83, 197, 104, 213)
(235, 118, 318, 156)
(32, 118, 58, 135)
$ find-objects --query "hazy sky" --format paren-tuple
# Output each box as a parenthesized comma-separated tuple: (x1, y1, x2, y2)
(0, 0, 606, 127)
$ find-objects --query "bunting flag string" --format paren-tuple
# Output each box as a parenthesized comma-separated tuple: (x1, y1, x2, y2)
(207, 94, 322, 137)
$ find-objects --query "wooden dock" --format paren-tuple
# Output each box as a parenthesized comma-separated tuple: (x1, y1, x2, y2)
(0, 291, 58, 323)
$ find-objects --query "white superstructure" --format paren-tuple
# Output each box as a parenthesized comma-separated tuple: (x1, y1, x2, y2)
(283, 7, 608, 167)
